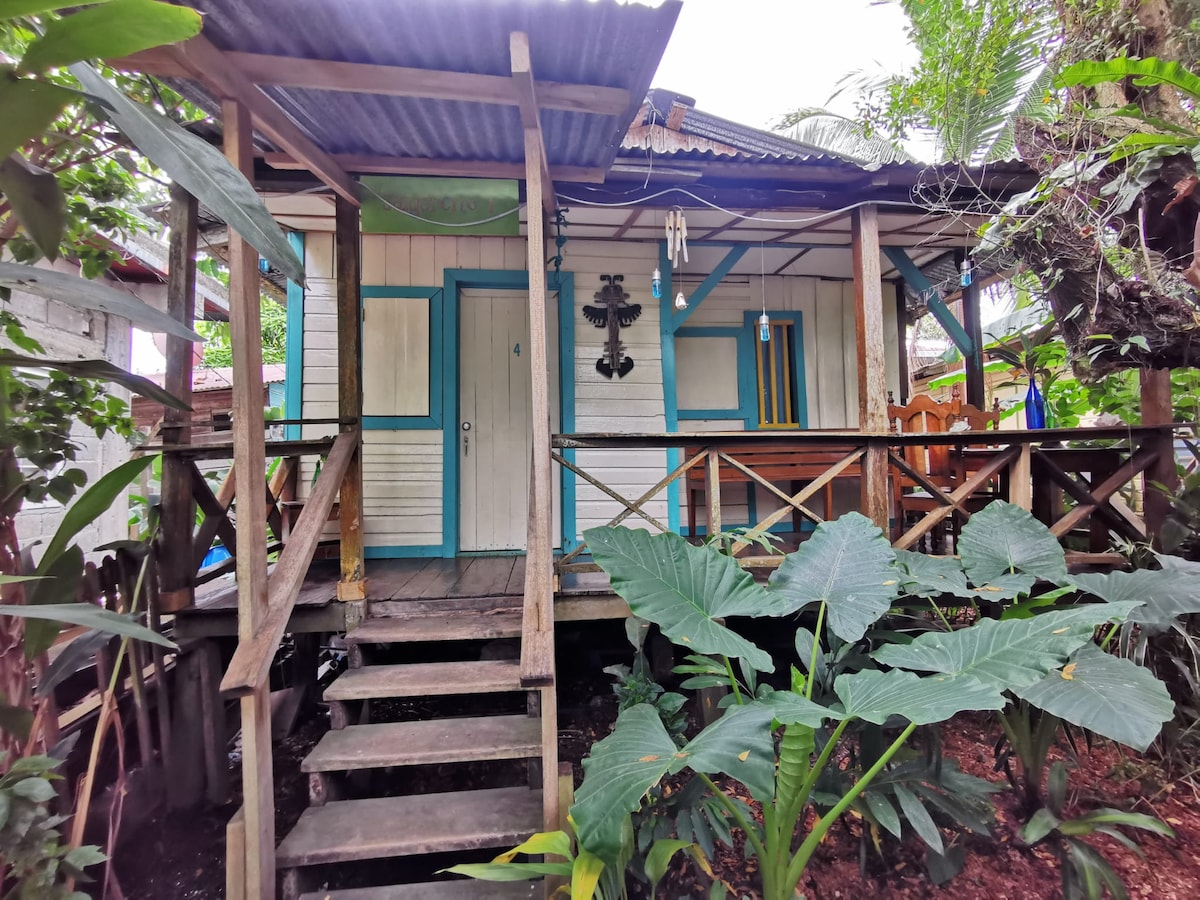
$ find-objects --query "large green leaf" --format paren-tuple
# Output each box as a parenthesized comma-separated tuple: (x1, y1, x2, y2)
(768, 512, 899, 642)
(0, 261, 202, 340)
(571, 702, 776, 857)
(872, 603, 1141, 690)
(1071, 568, 1200, 630)
(584, 527, 773, 671)
(0, 353, 188, 410)
(20, 0, 200, 73)
(0, 78, 76, 161)
(571, 704, 679, 858)
(23, 543, 83, 657)
(1059, 57, 1200, 102)
(1015, 644, 1174, 752)
(896, 549, 1034, 601)
(766, 690, 845, 727)
(71, 63, 306, 285)
(672, 703, 777, 801)
(0, 154, 65, 260)
(0, 603, 174, 647)
(958, 501, 1067, 585)
(834, 670, 1006, 725)
(37, 455, 155, 571)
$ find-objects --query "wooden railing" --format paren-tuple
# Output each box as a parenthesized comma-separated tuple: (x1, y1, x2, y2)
(520, 453, 555, 687)
(552, 425, 1181, 571)
(219, 431, 357, 696)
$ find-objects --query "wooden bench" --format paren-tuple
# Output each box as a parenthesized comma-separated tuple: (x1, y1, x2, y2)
(684, 444, 864, 536)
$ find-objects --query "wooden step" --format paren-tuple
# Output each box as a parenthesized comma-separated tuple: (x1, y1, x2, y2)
(347, 613, 522, 644)
(276, 787, 543, 867)
(302, 716, 541, 772)
(324, 660, 523, 702)
(299, 880, 541, 900)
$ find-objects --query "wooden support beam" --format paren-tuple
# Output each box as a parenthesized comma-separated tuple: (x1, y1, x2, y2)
(262, 152, 604, 184)
(671, 244, 748, 331)
(882, 246, 974, 355)
(510, 32, 557, 217)
(520, 122, 555, 689)
(1140, 369, 1176, 549)
(958, 249, 985, 410)
(612, 209, 643, 239)
(335, 197, 366, 601)
(159, 183, 198, 613)
(221, 433, 357, 697)
(853, 206, 889, 530)
(223, 97, 275, 900)
(112, 47, 631, 115)
(164, 36, 358, 205)
(894, 281, 910, 404)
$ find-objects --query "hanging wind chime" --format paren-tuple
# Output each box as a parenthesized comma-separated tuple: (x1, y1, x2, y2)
(653, 207, 689, 310)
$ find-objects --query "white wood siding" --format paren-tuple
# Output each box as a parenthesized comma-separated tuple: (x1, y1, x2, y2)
(296, 231, 896, 550)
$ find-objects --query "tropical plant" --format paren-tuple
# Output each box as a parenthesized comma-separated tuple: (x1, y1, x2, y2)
(0, 752, 106, 898)
(444, 820, 699, 900)
(1022, 759, 1174, 900)
(567, 503, 1170, 899)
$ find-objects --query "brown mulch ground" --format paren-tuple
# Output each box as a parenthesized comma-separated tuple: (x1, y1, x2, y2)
(111, 685, 1200, 900)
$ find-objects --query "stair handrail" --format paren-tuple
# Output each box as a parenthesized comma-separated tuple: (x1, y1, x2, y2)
(221, 430, 358, 696)
(520, 451, 555, 687)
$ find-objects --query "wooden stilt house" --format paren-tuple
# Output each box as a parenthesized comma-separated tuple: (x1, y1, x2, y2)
(114, 2, 1182, 897)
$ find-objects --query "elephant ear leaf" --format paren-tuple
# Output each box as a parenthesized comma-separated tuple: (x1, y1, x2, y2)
(584, 527, 774, 672)
(1015, 644, 1174, 752)
(958, 501, 1067, 585)
(768, 512, 899, 642)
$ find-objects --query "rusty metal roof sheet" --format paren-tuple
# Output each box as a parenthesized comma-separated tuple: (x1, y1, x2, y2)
(169, 0, 681, 170)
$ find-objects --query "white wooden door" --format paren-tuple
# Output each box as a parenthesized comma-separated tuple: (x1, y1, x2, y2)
(459, 290, 559, 551)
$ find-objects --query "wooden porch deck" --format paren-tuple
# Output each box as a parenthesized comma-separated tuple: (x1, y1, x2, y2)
(174, 557, 624, 639)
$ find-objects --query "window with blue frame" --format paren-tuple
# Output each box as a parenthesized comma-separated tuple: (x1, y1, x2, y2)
(676, 312, 806, 430)
(360, 286, 443, 429)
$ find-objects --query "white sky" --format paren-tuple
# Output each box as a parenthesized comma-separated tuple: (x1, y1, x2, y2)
(649, 0, 917, 129)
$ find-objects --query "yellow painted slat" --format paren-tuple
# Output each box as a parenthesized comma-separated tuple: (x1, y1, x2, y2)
(768, 329, 779, 425)
(755, 336, 767, 426)
(779, 323, 794, 425)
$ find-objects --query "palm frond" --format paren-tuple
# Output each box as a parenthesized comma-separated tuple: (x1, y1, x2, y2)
(780, 108, 915, 166)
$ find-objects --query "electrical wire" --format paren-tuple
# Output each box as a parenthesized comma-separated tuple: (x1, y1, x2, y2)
(356, 180, 522, 229)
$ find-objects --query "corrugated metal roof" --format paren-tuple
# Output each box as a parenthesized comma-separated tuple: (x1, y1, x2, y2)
(169, 0, 680, 169)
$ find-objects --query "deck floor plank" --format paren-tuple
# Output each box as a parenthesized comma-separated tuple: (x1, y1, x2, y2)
(393, 558, 470, 600)
(505, 555, 526, 595)
(363, 558, 436, 599)
(446, 557, 515, 598)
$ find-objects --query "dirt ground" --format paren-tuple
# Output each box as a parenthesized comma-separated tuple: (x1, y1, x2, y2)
(110, 681, 1200, 900)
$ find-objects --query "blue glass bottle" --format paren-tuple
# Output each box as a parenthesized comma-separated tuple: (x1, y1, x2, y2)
(1025, 377, 1046, 429)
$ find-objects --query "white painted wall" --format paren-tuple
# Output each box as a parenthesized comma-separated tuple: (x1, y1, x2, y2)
(296, 233, 897, 551)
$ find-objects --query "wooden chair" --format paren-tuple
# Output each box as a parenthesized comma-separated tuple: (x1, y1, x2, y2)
(887, 386, 1000, 549)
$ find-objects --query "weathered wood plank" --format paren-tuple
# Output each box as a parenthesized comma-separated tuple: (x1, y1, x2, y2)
(1141, 370, 1176, 549)
(159, 184, 198, 613)
(220, 431, 357, 697)
(325, 660, 524, 701)
(224, 96, 274, 900)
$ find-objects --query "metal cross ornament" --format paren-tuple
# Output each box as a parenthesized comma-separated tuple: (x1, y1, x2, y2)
(583, 274, 641, 379)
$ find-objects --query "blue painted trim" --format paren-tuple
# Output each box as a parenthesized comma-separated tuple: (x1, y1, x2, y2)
(675, 324, 750, 421)
(365, 544, 443, 559)
(658, 241, 681, 535)
(360, 285, 443, 430)
(554, 272, 578, 554)
(672, 244, 748, 330)
(882, 247, 974, 355)
(441, 268, 575, 557)
(742, 311, 808, 430)
(283, 231, 305, 440)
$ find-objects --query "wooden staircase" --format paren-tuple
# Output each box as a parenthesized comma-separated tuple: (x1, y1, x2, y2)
(278, 600, 551, 899)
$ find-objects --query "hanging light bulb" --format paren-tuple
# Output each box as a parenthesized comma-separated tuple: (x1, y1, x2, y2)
(758, 312, 771, 342)
(959, 257, 973, 288)
(674, 290, 688, 311)
(651, 267, 662, 300)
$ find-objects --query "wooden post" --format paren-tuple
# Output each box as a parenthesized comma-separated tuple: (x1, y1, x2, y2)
(223, 97, 274, 900)
(1141, 368, 1176, 548)
(894, 281, 910, 405)
(705, 447, 722, 539)
(335, 195, 367, 601)
(159, 183, 198, 613)
(852, 206, 889, 530)
(958, 249, 985, 411)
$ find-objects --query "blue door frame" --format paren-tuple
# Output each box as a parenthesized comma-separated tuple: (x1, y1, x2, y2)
(440, 269, 576, 558)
